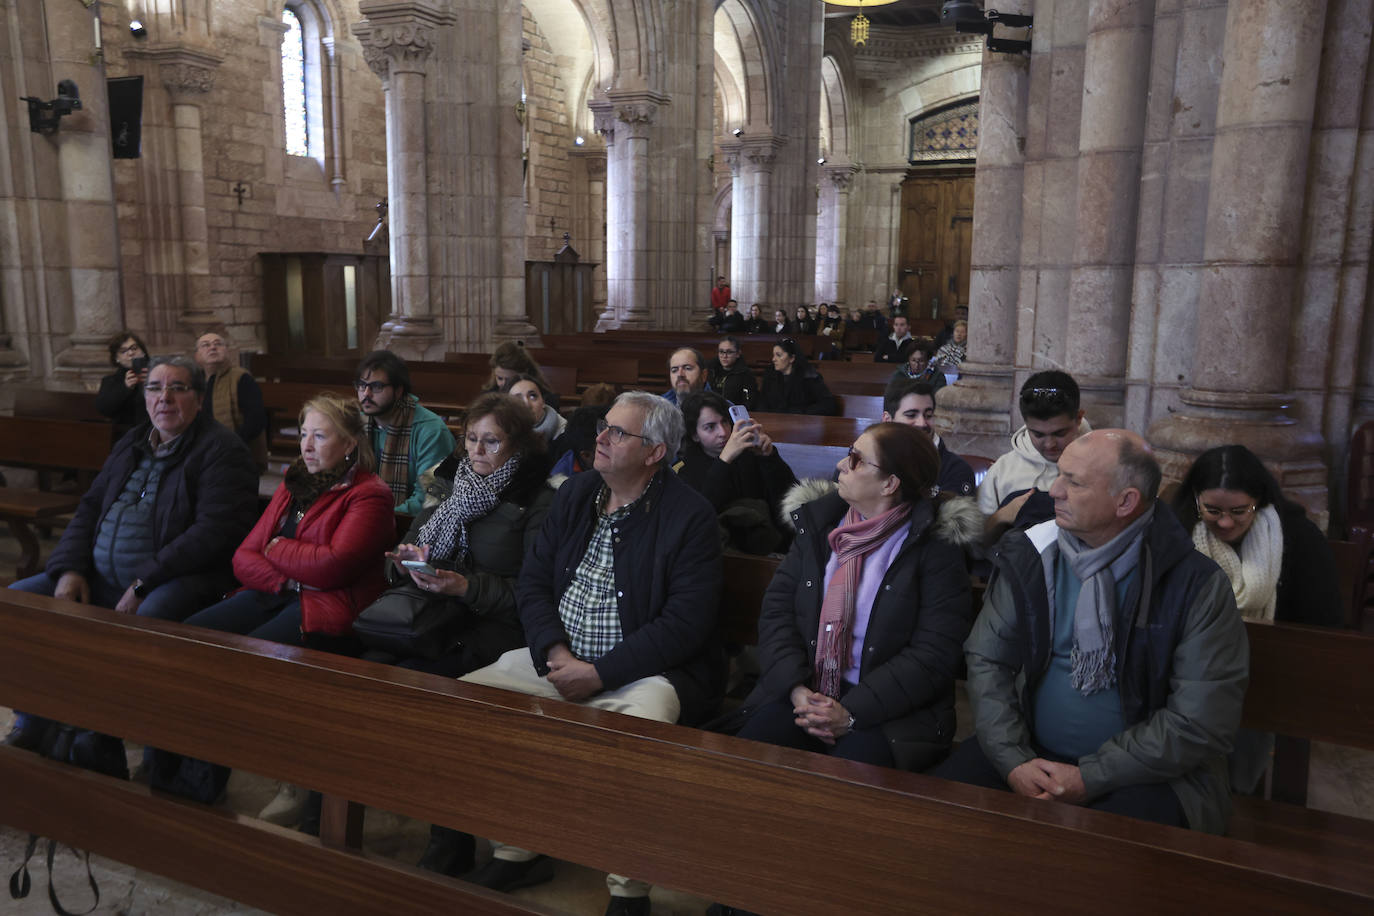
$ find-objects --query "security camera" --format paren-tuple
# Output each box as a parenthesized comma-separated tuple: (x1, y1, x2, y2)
(130, 19, 148, 38)
(731, 127, 744, 138)
(21, 79, 81, 133)
(53, 79, 81, 116)
(941, 0, 983, 23)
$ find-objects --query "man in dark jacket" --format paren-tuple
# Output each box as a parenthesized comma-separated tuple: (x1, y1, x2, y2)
(462, 391, 722, 915)
(705, 336, 757, 408)
(873, 315, 915, 363)
(12, 355, 258, 618)
(933, 430, 1249, 835)
(882, 377, 975, 497)
(4, 355, 259, 762)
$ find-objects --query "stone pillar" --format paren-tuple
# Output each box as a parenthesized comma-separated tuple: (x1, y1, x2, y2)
(1063, 0, 1155, 426)
(355, 2, 449, 357)
(148, 47, 221, 332)
(1150, 0, 1330, 510)
(820, 163, 858, 305)
(941, 0, 1032, 455)
(592, 93, 664, 331)
(724, 143, 752, 304)
(730, 134, 784, 309)
(50, 0, 122, 380)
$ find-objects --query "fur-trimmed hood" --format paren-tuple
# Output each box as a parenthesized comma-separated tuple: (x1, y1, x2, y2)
(779, 478, 983, 548)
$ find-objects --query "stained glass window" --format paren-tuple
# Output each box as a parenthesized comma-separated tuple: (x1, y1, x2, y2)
(282, 9, 308, 157)
(909, 101, 979, 164)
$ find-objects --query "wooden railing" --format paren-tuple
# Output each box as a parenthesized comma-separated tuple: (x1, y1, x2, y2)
(1, 592, 1372, 913)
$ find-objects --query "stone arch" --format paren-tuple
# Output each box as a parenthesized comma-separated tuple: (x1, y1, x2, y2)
(714, 50, 746, 130)
(713, 181, 733, 235)
(897, 66, 982, 124)
(715, 0, 775, 131)
(820, 55, 852, 162)
(524, 0, 615, 92)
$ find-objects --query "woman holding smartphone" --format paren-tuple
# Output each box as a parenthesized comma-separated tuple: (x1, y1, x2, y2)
(95, 330, 152, 434)
(379, 392, 555, 877)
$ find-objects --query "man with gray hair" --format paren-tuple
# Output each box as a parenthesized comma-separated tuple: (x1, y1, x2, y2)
(934, 429, 1249, 835)
(4, 355, 259, 768)
(460, 391, 722, 915)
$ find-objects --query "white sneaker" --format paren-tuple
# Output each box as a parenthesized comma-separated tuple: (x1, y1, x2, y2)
(258, 782, 307, 826)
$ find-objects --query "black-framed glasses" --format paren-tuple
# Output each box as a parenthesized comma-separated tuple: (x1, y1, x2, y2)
(596, 418, 651, 446)
(1196, 499, 1257, 521)
(354, 379, 393, 395)
(145, 382, 192, 395)
(845, 447, 884, 473)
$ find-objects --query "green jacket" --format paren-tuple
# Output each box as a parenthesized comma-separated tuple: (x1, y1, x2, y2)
(369, 401, 456, 515)
(965, 510, 1248, 834)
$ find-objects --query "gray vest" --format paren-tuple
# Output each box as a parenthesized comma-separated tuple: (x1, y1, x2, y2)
(93, 450, 164, 588)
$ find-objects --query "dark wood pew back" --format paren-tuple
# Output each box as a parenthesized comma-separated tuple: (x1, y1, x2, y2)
(0, 593, 1370, 914)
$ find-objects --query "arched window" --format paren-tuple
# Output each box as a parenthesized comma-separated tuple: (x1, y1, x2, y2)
(281, 9, 308, 156)
(280, 3, 327, 165)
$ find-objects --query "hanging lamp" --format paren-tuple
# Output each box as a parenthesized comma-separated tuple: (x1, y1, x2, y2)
(826, 0, 901, 47)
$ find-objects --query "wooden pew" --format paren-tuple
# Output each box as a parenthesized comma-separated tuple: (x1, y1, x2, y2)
(13, 388, 111, 424)
(0, 417, 115, 578)
(749, 412, 864, 446)
(0, 594, 1370, 914)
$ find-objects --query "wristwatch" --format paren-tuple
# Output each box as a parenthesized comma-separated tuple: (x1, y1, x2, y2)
(846, 714, 856, 731)
(131, 579, 149, 598)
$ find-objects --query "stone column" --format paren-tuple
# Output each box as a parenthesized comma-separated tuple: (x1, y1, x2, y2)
(724, 143, 752, 304)
(1063, 0, 1155, 426)
(730, 134, 784, 309)
(149, 47, 221, 332)
(1150, 0, 1330, 510)
(50, 0, 123, 380)
(821, 163, 858, 304)
(592, 93, 663, 331)
(940, 0, 1031, 455)
(355, 2, 449, 357)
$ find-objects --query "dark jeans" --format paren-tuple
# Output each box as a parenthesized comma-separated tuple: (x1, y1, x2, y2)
(10, 568, 227, 621)
(930, 738, 1188, 829)
(183, 589, 305, 645)
(736, 698, 894, 768)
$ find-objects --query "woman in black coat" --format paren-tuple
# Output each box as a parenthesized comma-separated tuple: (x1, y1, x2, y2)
(733, 423, 977, 771)
(94, 330, 150, 434)
(756, 339, 839, 415)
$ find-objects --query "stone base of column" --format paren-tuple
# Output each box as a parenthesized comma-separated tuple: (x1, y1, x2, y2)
(593, 308, 654, 332)
(936, 363, 1018, 458)
(491, 317, 542, 348)
(0, 335, 28, 377)
(53, 336, 113, 384)
(1148, 388, 1329, 523)
(374, 315, 443, 362)
(1072, 375, 1125, 430)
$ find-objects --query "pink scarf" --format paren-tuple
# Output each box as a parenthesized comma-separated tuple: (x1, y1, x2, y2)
(813, 502, 913, 697)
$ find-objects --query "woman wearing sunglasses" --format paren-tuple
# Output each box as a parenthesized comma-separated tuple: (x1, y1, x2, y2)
(1171, 444, 1341, 792)
(730, 422, 978, 771)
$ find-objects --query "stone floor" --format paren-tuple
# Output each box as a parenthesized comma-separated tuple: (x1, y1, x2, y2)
(2, 524, 1372, 915)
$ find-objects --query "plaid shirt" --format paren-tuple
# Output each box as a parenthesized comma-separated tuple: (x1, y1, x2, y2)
(559, 483, 649, 661)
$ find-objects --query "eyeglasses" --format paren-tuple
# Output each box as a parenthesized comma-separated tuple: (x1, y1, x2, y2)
(117, 344, 143, 356)
(845, 448, 884, 473)
(596, 418, 650, 446)
(1025, 387, 1064, 400)
(1196, 499, 1257, 521)
(465, 434, 503, 453)
(197, 340, 225, 350)
(145, 383, 193, 395)
(717, 348, 739, 356)
(354, 379, 393, 395)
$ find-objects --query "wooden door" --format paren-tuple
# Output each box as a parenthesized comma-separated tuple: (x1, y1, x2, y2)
(897, 169, 975, 322)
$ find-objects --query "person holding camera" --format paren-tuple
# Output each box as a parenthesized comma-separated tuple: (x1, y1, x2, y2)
(95, 330, 151, 435)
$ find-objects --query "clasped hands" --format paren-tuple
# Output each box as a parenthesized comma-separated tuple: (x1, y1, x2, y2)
(544, 643, 603, 702)
(385, 542, 470, 599)
(790, 685, 851, 745)
(1008, 757, 1087, 804)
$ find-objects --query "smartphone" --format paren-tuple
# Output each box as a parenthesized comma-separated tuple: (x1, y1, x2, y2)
(401, 559, 439, 576)
(131, 356, 150, 373)
(728, 404, 751, 425)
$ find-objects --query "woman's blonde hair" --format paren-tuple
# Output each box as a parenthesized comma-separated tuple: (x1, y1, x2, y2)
(299, 392, 375, 472)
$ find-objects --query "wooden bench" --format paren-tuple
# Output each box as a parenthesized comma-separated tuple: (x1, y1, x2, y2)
(13, 388, 111, 424)
(0, 594, 1370, 913)
(0, 417, 115, 578)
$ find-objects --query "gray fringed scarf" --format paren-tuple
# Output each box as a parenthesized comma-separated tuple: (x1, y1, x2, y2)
(1054, 505, 1155, 696)
(417, 454, 521, 564)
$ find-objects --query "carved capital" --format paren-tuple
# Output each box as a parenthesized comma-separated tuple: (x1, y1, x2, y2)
(592, 89, 668, 143)
(353, 1, 453, 81)
(741, 135, 786, 173)
(825, 164, 861, 192)
(126, 44, 223, 101)
(589, 99, 617, 145)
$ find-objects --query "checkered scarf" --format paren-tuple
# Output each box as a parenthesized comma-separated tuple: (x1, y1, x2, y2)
(417, 453, 521, 564)
(367, 394, 417, 504)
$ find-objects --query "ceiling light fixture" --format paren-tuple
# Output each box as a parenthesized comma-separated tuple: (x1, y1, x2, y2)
(825, 0, 901, 47)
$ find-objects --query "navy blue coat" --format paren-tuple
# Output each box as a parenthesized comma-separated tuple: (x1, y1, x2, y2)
(516, 467, 725, 725)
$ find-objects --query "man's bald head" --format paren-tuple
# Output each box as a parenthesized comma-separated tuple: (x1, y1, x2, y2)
(1050, 429, 1160, 547)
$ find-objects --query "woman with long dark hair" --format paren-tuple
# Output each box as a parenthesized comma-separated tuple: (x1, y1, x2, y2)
(756, 339, 838, 415)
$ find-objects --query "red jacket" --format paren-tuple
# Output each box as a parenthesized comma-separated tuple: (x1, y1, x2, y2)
(710, 286, 731, 312)
(233, 468, 395, 635)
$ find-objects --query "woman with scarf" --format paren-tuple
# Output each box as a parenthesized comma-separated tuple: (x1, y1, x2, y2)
(382, 391, 555, 877)
(509, 373, 566, 448)
(185, 392, 394, 648)
(1172, 444, 1341, 791)
(932, 319, 967, 370)
(732, 422, 976, 770)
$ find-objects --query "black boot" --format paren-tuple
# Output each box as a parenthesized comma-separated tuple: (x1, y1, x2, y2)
(2, 713, 52, 751)
(298, 790, 323, 836)
(417, 825, 476, 877)
(67, 731, 129, 780)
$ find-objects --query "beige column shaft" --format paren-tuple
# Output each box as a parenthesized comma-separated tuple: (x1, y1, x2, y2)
(592, 94, 662, 331)
(822, 165, 858, 305)
(1064, 0, 1155, 419)
(159, 52, 221, 331)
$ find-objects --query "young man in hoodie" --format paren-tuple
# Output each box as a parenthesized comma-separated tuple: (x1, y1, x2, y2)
(978, 371, 1089, 540)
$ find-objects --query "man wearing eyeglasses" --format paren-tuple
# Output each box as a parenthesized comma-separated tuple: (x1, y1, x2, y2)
(6, 356, 258, 770)
(705, 336, 756, 408)
(979, 370, 1090, 540)
(194, 329, 268, 472)
(461, 391, 721, 915)
(354, 350, 456, 516)
(936, 430, 1248, 836)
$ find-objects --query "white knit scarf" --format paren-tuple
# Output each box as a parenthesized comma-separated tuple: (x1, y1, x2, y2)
(1191, 504, 1283, 623)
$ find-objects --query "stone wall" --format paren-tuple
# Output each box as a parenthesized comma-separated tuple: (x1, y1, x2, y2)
(522, 6, 575, 261)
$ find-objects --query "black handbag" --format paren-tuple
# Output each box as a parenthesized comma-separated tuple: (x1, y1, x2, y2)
(351, 582, 465, 659)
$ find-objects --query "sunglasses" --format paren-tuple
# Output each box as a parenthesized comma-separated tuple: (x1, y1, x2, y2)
(845, 448, 884, 473)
